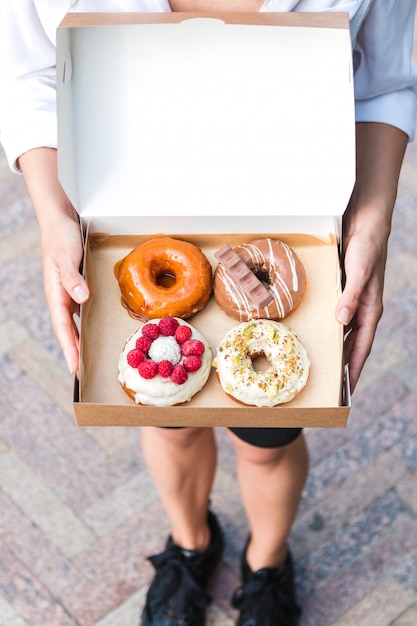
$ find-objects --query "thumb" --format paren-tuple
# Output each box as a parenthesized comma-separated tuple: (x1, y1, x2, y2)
(336, 294, 356, 327)
(58, 255, 90, 304)
(335, 266, 365, 327)
(71, 280, 90, 305)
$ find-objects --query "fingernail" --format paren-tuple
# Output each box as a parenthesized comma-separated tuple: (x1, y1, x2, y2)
(73, 285, 89, 303)
(338, 307, 351, 325)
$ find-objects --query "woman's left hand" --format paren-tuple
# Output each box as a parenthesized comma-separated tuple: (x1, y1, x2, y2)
(335, 210, 389, 392)
(334, 122, 408, 393)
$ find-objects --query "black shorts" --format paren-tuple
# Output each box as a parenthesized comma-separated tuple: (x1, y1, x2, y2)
(163, 426, 302, 449)
(228, 427, 302, 449)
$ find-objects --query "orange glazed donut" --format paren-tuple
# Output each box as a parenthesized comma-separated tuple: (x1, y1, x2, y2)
(213, 237, 306, 321)
(117, 237, 212, 320)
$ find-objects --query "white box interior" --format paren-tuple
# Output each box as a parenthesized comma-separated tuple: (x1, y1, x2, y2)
(57, 14, 355, 232)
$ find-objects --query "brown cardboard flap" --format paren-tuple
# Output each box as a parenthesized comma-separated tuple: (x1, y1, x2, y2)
(73, 401, 350, 428)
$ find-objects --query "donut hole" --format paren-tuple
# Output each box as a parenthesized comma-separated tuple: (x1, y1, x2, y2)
(251, 353, 270, 373)
(156, 271, 176, 288)
(253, 268, 271, 289)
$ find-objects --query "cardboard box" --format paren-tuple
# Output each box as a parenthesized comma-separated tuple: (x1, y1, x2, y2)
(56, 12, 355, 427)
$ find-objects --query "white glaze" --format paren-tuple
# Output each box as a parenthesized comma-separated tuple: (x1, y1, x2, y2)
(148, 336, 181, 365)
(214, 319, 309, 407)
(118, 318, 212, 406)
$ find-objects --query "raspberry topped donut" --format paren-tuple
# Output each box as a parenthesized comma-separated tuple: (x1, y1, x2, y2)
(117, 237, 213, 320)
(213, 238, 306, 321)
(214, 319, 309, 407)
(118, 317, 212, 406)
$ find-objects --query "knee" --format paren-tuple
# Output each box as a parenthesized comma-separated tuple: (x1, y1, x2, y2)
(231, 432, 307, 469)
(153, 426, 212, 450)
(232, 436, 287, 467)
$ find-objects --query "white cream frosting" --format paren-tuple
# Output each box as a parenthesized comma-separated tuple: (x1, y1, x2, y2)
(148, 336, 181, 364)
(118, 318, 212, 406)
(214, 319, 309, 407)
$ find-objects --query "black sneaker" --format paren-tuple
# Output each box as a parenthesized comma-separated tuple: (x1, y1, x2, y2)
(232, 543, 301, 626)
(141, 511, 224, 626)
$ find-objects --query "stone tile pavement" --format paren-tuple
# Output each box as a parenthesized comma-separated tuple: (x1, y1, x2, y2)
(1, 40, 417, 626)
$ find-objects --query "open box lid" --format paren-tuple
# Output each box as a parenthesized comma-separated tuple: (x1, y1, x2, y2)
(56, 12, 355, 225)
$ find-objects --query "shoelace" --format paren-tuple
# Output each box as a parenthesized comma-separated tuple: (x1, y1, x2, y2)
(232, 568, 299, 626)
(148, 544, 211, 614)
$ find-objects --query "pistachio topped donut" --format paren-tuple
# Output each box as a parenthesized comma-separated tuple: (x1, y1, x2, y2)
(213, 238, 306, 321)
(214, 319, 309, 407)
(117, 237, 212, 320)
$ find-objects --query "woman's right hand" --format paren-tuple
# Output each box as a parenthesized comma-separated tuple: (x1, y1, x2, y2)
(40, 212, 90, 373)
(18, 147, 90, 374)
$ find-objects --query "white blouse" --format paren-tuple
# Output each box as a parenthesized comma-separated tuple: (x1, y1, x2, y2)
(0, 0, 416, 171)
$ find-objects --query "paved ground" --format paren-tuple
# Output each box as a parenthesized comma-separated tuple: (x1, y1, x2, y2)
(1, 38, 417, 626)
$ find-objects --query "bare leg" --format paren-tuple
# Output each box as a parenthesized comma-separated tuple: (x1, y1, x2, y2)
(141, 426, 217, 552)
(228, 431, 309, 571)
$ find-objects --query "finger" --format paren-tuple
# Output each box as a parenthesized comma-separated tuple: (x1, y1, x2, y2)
(344, 327, 370, 392)
(343, 301, 382, 392)
(43, 263, 85, 373)
(59, 260, 90, 305)
(50, 300, 80, 373)
(335, 263, 368, 327)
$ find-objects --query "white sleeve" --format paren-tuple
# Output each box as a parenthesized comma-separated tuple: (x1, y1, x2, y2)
(353, 0, 417, 140)
(0, 0, 64, 172)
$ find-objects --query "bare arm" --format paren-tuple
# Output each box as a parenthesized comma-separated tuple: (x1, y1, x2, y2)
(336, 122, 408, 391)
(18, 147, 90, 373)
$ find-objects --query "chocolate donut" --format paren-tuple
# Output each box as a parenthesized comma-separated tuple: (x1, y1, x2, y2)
(213, 238, 306, 321)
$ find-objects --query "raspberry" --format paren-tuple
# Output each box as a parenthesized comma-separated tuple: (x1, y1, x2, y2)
(136, 335, 153, 353)
(158, 360, 173, 378)
(171, 364, 188, 385)
(126, 348, 145, 368)
(159, 317, 180, 336)
(138, 360, 158, 379)
(175, 325, 192, 344)
(181, 339, 205, 357)
(183, 355, 202, 373)
(141, 323, 160, 340)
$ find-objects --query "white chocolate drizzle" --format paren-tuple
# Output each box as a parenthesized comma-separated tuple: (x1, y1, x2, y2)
(214, 238, 305, 321)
